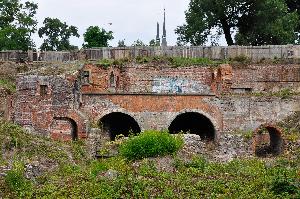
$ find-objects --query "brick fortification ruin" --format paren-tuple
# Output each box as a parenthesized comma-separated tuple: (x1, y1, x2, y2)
(8, 60, 299, 157)
(2, 46, 300, 158)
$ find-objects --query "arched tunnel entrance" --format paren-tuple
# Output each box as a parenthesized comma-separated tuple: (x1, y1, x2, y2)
(254, 125, 284, 157)
(99, 112, 141, 140)
(168, 112, 215, 141)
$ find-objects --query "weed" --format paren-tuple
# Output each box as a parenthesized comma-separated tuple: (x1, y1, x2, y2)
(168, 57, 224, 67)
(230, 55, 251, 64)
(0, 78, 16, 93)
(97, 59, 114, 69)
(272, 88, 294, 99)
(71, 140, 88, 162)
(1, 121, 300, 198)
(119, 130, 184, 160)
(185, 156, 207, 171)
(136, 56, 151, 64)
(270, 169, 300, 196)
(90, 160, 108, 177)
(4, 161, 32, 197)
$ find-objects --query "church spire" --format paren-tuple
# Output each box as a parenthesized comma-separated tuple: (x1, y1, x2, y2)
(161, 8, 167, 47)
(156, 22, 160, 46)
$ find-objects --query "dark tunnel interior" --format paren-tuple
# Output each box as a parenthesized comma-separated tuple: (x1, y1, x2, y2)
(255, 126, 283, 157)
(100, 112, 141, 140)
(168, 112, 215, 141)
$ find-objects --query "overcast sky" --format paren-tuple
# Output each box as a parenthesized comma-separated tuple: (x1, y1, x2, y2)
(30, 0, 191, 48)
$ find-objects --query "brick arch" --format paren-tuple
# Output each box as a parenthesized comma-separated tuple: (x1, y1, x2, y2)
(253, 124, 284, 157)
(98, 111, 141, 140)
(95, 109, 142, 129)
(167, 109, 221, 139)
(52, 110, 88, 140)
(50, 117, 78, 141)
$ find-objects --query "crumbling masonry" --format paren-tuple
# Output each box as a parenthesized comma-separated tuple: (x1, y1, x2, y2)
(11, 63, 300, 156)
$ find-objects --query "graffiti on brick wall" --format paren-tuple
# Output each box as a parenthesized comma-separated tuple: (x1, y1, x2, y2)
(152, 77, 211, 94)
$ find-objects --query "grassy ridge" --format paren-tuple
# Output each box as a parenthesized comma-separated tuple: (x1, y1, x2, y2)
(0, 120, 299, 198)
(96, 56, 227, 68)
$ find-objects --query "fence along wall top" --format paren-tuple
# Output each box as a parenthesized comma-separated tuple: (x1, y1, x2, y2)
(0, 45, 298, 62)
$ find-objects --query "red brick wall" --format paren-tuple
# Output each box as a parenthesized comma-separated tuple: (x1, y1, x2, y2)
(13, 63, 300, 142)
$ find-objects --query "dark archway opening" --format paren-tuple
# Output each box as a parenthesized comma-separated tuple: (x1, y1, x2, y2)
(254, 126, 283, 157)
(99, 112, 141, 140)
(168, 112, 215, 141)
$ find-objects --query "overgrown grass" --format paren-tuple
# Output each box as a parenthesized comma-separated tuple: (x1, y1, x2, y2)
(4, 161, 33, 198)
(0, 120, 78, 165)
(95, 55, 299, 68)
(0, 78, 16, 93)
(251, 88, 299, 98)
(2, 155, 299, 198)
(0, 121, 299, 198)
(168, 57, 227, 67)
(96, 56, 227, 68)
(119, 130, 184, 160)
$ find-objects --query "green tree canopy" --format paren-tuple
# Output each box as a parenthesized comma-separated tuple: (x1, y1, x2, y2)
(285, 0, 300, 40)
(236, 0, 298, 45)
(175, 0, 247, 46)
(117, 39, 126, 47)
(132, 39, 146, 47)
(176, 0, 299, 46)
(83, 26, 113, 48)
(0, 0, 38, 51)
(149, 39, 157, 46)
(38, 18, 79, 51)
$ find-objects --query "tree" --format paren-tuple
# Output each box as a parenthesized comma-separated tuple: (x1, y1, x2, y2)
(175, 0, 247, 46)
(83, 26, 114, 48)
(132, 39, 146, 47)
(236, 0, 298, 45)
(38, 18, 79, 51)
(149, 39, 157, 46)
(176, 0, 299, 46)
(0, 0, 38, 51)
(118, 39, 126, 47)
(285, 0, 300, 40)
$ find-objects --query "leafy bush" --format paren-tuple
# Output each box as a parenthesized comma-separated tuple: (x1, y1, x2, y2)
(119, 130, 184, 160)
(136, 56, 151, 64)
(4, 162, 32, 197)
(97, 58, 114, 68)
(169, 57, 209, 67)
(230, 55, 251, 64)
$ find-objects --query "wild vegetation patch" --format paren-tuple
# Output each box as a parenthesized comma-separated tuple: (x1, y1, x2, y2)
(0, 79, 16, 93)
(119, 130, 184, 160)
(0, 121, 299, 198)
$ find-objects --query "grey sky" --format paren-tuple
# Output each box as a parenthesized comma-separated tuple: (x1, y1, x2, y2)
(31, 0, 190, 48)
